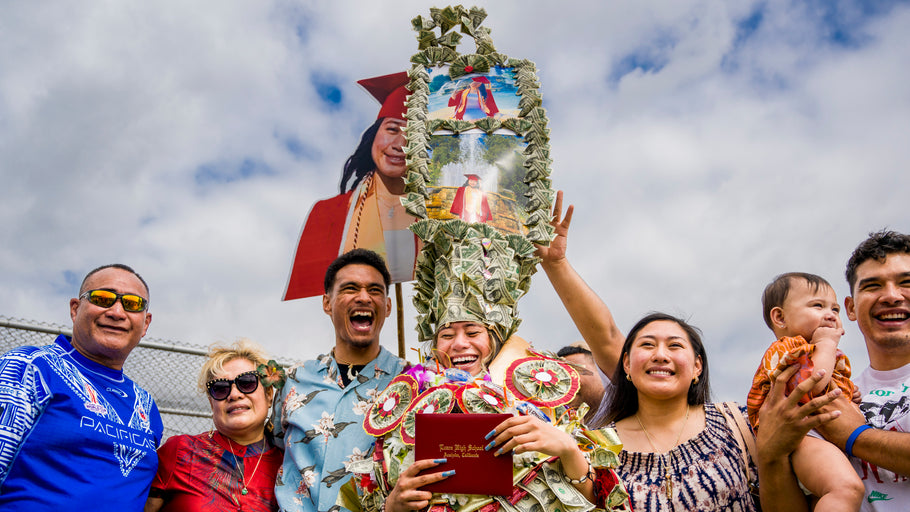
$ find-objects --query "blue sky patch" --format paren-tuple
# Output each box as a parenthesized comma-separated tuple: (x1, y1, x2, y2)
(311, 74, 343, 110)
(733, 5, 765, 49)
(809, 0, 880, 47)
(799, 0, 904, 48)
(285, 4, 313, 45)
(194, 158, 275, 186)
(282, 135, 320, 161)
(296, 23, 308, 44)
(721, 4, 766, 73)
(59, 270, 80, 294)
(719, 0, 907, 77)
(609, 32, 676, 84)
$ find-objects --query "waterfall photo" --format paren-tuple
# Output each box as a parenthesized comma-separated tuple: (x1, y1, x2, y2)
(423, 131, 529, 236)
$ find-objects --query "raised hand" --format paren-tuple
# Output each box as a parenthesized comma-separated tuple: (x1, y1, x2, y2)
(535, 190, 574, 265)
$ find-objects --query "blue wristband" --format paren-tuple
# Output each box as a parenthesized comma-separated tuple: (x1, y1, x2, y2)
(845, 424, 871, 458)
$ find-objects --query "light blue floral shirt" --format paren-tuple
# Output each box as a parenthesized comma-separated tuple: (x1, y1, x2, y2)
(274, 347, 405, 512)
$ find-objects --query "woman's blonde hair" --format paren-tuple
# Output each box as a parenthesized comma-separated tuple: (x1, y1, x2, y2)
(198, 338, 271, 394)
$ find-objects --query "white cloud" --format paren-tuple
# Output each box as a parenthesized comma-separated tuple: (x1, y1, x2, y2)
(2, 0, 909, 407)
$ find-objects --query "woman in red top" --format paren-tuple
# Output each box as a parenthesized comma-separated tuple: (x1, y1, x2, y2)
(146, 339, 283, 512)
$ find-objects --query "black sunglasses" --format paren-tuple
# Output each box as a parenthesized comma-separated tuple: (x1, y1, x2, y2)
(206, 371, 260, 401)
(80, 289, 148, 312)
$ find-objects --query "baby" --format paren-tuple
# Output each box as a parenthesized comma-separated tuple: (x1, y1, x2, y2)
(747, 272, 863, 511)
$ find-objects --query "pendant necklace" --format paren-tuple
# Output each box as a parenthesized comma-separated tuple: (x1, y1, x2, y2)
(636, 405, 690, 500)
(333, 350, 362, 384)
(227, 437, 266, 496)
(339, 363, 359, 383)
(376, 175, 400, 220)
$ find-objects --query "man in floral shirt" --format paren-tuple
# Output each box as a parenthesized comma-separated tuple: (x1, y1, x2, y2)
(274, 249, 406, 512)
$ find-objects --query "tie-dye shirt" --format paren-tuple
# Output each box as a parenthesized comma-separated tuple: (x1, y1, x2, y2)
(610, 404, 759, 511)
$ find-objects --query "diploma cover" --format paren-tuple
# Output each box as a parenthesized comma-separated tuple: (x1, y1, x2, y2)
(415, 413, 513, 495)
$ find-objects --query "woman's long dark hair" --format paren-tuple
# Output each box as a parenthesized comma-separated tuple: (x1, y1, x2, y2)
(339, 118, 383, 194)
(605, 312, 712, 424)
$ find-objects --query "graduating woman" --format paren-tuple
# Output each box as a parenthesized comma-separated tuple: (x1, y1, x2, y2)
(341, 193, 632, 512)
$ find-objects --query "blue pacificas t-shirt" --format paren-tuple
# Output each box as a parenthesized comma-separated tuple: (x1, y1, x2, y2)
(0, 335, 163, 511)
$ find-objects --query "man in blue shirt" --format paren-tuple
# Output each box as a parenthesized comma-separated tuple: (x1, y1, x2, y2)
(274, 249, 406, 512)
(0, 263, 164, 511)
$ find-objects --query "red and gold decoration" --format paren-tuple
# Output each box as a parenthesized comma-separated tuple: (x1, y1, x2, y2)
(457, 381, 509, 414)
(504, 356, 580, 408)
(363, 374, 418, 437)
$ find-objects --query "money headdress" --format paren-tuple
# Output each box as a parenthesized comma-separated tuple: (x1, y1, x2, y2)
(398, 6, 556, 357)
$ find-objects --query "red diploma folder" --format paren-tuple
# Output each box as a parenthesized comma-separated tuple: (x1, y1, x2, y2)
(415, 413, 513, 496)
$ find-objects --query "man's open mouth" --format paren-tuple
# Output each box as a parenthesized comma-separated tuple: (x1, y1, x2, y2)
(351, 311, 374, 332)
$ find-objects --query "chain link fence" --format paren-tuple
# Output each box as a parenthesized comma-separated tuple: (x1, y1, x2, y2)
(0, 316, 297, 441)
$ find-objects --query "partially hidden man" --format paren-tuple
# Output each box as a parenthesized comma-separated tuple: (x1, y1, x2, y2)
(0, 264, 163, 510)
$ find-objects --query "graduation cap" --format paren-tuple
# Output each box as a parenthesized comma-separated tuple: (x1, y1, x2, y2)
(357, 71, 410, 121)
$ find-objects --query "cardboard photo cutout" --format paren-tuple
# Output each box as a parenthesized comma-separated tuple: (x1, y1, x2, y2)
(282, 72, 418, 300)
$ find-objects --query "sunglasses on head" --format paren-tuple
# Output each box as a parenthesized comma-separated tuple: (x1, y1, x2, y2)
(206, 371, 260, 401)
(80, 289, 148, 312)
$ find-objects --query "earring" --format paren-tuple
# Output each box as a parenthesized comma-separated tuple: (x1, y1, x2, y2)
(625, 374, 632, 381)
(693, 375, 699, 384)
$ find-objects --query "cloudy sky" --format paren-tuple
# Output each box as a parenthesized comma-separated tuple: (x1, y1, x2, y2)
(2, 0, 909, 402)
